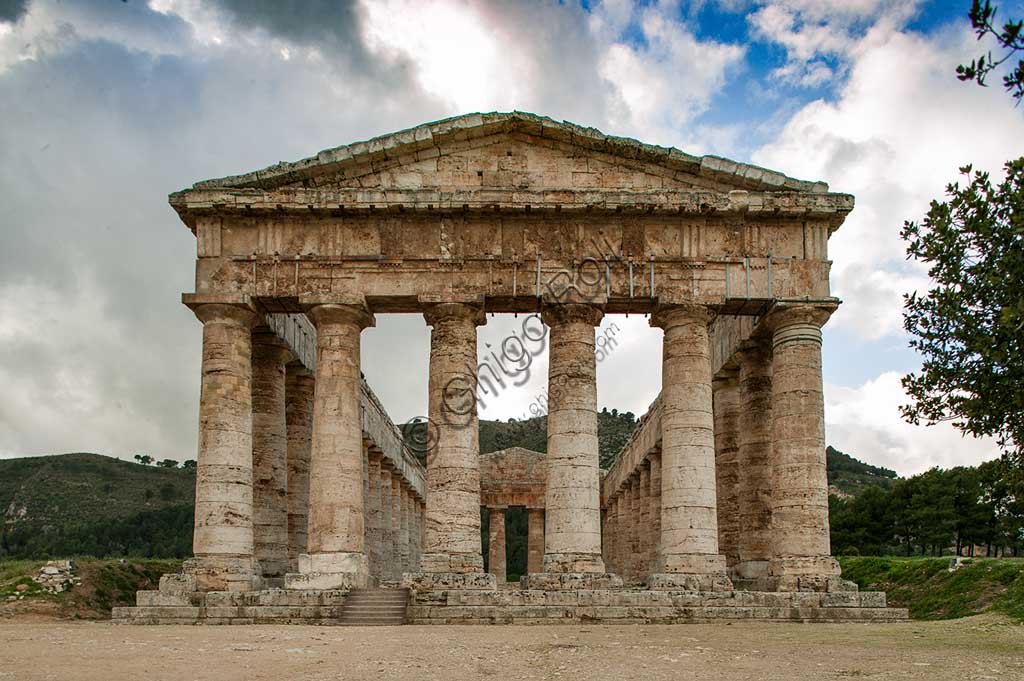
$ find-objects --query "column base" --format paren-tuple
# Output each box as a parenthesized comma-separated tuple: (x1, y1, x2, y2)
(519, 572, 623, 590)
(731, 560, 770, 580)
(418, 552, 484, 574)
(647, 573, 734, 591)
(766, 556, 854, 592)
(284, 552, 370, 590)
(542, 552, 606, 574)
(401, 572, 497, 590)
(183, 556, 259, 592)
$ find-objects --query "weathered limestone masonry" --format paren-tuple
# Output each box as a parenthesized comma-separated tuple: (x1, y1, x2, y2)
(116, 112, 904, 624)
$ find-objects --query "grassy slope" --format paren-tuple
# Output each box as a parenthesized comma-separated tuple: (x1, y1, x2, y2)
(839, 556, 1024, 620)
(0, 558, 183, 619)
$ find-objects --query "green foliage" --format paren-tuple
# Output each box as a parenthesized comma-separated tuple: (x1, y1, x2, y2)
(839, 556, 1024, 620)
(156, 459, 179, 469)
(826, 446, 897, 494)
(957, 1, 1024, 103)
(830, 459, 1024, 558)
(901, 160, 1024, 470)
(0, 453, 196, 560)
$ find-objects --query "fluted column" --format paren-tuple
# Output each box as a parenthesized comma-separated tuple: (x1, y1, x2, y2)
(285, 363, 314, 572)
(393, 477, 407, 578)
(541, 303, 605, 574)
(251, 331, 293, 581)
(639, 462, 652, 580)
(379, 465, 394, 578)
(765, 304, 841, 590)
(487, 507, 507, 582)
(419, 302, 486, 574)
(366, 451, 383, 579)
(648, 451, 662, 576)
(736, 342, 773, 580)
(186, 303, 259, 592)
(712, 370, 741, 571)
(289, 303, 374, 589)
(649, 304, 730, 590)
(527, 508, 545, 575)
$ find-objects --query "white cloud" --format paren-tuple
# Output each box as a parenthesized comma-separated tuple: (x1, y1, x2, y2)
(825, 372, 999, 476)
(755, 21, 1024, 341)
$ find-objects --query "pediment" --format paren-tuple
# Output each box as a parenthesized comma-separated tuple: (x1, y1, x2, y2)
(181, 112, 829, 197)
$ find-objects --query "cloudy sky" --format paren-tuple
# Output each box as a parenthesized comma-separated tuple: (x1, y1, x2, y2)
(1, 0, 1022, 475)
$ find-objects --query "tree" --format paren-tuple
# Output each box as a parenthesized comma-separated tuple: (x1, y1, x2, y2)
(901, 160, 1024, 470)
(182, 460, 197, 471)
(133, 454, 154, 466)
(156, 459, 179, 469)
(957, 1, 1024, 104)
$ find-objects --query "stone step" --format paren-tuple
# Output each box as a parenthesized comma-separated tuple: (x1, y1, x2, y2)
(337, 588, 409, 625)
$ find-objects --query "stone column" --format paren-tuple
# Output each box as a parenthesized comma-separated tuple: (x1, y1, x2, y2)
(527, 508, 545, 575)
(487, 507, 507, 582)
(416, 302, 492, 585)
(765, 304, 841, 591)
(380, 465, 394, 579)
(540, 304, 606, 575)
(649, 304, 731, 591)
(366, 451, 383, 580)
(393, 478, 407, 578)
(639, 462, 652, 581)
(602, 497, 614, 570)
(712, 370, 741, 571)
(736, 342, 774, 581)
(409, 493, 421, 570)
(288, 303, 374, 590)
(627, 474, 640, 581)
(251, 331, 293, 582)
(285, 363, 314, 573)
(186, 302, 259, 592)
(648, 451, 662, 577)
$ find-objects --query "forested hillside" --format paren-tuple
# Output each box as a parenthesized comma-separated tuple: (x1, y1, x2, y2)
(1, 453, 194, 559)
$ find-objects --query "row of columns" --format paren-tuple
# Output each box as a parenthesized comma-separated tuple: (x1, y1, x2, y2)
(603, 303, 838, 589)
(186, 296, 835, 592)
(485, 507, 546, 582)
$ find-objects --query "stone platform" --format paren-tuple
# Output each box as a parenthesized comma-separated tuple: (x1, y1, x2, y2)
(113, 586, 906, 625)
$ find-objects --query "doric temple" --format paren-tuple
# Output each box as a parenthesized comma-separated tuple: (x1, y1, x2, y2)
(116, 112, 905, 624)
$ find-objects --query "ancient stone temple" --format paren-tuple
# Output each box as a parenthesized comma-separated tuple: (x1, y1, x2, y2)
(115, 112, 905, 624)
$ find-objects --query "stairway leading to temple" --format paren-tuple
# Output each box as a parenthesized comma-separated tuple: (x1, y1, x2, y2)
(337, 588, 409, 626)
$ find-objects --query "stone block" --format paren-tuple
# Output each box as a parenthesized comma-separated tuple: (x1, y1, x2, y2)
(284, 571, 366, 591)
(858, 592, 887, 608)
(821, 592, 858, 608)
(402, 572, 497, 591)
(647, 574, 733, 591)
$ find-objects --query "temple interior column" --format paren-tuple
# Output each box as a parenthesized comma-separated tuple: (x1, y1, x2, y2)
(366, 451, 383, 580)
(527, 508, 545, 575)
(736, 342, 774, 581)
(487, 507, 507, 583)
(765, 304, 841, 591)
(251, 331, 293, 583)
(541, 303, 606, 574)
(602, 497, 614, 570)
(627, 475, 640, 581)
(649, 304, 731, 590)
(285, 363, 314, 573)
(185, 303, 259, 592)
(712, 370, 741, 572)
(288, 303, 374, 590)
(419, 302, 487, 576)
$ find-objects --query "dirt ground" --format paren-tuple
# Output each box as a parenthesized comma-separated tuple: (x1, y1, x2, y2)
(0, 617, 1021, 681)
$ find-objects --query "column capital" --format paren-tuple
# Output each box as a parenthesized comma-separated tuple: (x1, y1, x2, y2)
(252, 329, 295, 362)
(712, 367, 740, 389)
(190, 302, 260, 328)
(304, 303, 375, 330)
(540, 302, 604, 328)
(422, 301, 486, 327)
(650, 302, 713, 330)
(760, 302, 838, 334)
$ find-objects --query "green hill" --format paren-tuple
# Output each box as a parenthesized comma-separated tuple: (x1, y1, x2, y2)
(1, 453, 195, 559)
(827, 445, 898, 497)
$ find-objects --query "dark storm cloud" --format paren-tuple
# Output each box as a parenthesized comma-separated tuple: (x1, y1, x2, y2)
(0, 0, 28, 24)
(207, 0, 373, 66)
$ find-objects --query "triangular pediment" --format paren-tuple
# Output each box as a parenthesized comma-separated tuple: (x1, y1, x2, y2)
(182, 112, 829, 196)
